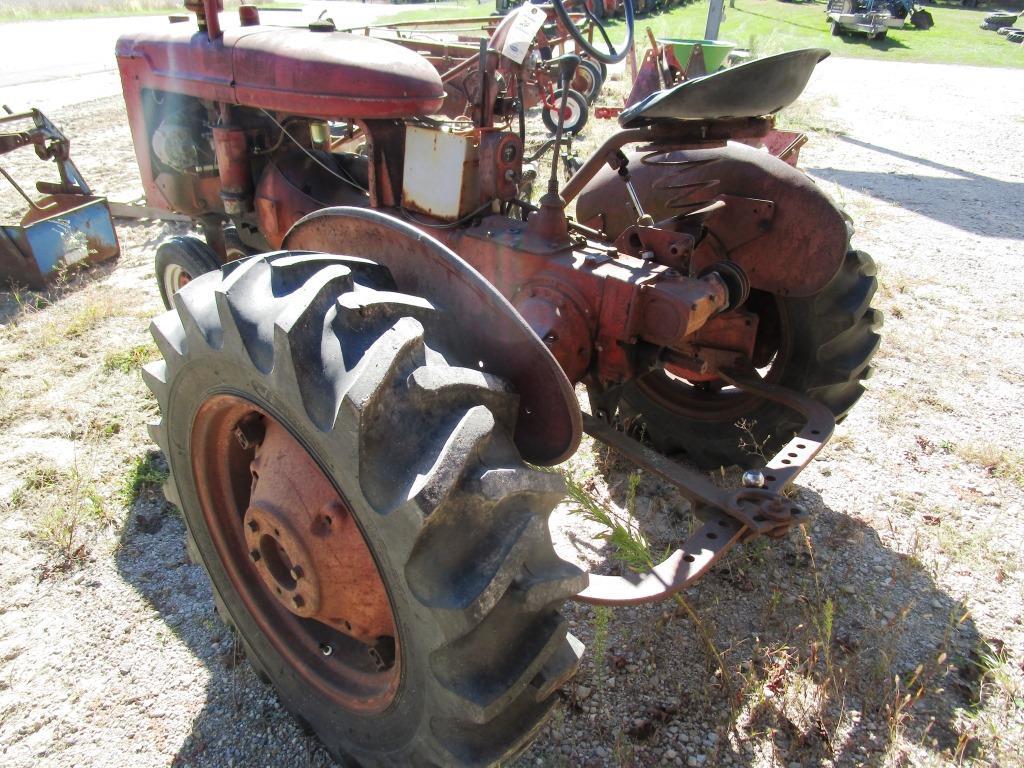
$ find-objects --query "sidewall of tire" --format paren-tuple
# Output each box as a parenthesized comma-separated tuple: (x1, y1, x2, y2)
(165, 356, 438, 761)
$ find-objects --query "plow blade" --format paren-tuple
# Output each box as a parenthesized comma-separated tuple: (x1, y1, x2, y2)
(0, 195, 119, 290)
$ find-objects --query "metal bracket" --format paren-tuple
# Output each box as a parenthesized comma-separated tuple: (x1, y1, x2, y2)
(574, 369, 835, 605)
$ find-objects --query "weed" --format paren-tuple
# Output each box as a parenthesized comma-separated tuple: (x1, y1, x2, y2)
(564, 471, 652, 570)
(973, 640, 1021, 705)
(103, 343, 158, 374)
(592, 605, 612, 694)
(735, 418, 768, 463)
(121, 451, 168, 506)
(957, 443, 1024, 488)
(34, 505, 85, 565)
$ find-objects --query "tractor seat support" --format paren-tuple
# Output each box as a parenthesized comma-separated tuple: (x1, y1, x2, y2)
(619, 48, 830, 128)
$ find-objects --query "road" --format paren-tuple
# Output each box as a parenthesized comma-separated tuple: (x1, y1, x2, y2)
(0, 2, 414, 112)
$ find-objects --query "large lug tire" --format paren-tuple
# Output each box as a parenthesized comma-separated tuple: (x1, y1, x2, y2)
(619, 247, 882, 470)
(154, 235, 221, 310)
(144, 252, 586, 766)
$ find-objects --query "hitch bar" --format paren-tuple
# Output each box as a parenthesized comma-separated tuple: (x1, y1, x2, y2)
(574, 370, 835, 606)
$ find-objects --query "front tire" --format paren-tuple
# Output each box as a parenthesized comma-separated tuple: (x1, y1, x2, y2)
(144, 252, 586, 766)
(154, 235, 221, 310)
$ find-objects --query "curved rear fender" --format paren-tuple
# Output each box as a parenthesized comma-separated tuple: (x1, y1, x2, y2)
(576, 143, 847, 297)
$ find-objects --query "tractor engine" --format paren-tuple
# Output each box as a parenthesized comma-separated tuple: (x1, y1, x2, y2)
(115, 3, 443, 253)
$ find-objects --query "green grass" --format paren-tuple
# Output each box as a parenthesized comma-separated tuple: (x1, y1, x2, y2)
(121, 451, 168, 505)
(388, 0, 1024, 68)
(103, 342, 159, 374)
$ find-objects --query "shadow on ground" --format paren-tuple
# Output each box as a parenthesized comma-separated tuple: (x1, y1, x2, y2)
(114, 458, 340, 768)
(109, 436, 992, 767)
(809, 136, 1024, 240)
(539, 454, 986, 766)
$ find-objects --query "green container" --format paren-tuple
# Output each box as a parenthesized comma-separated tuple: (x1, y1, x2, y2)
(657, 38, 737, 72)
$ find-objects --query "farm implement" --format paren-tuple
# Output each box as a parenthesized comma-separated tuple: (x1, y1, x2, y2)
(117, 0, 881, 764)
(0, 108, 119, 289)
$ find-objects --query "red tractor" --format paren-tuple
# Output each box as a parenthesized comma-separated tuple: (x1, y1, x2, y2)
(118, 1, 880, 764)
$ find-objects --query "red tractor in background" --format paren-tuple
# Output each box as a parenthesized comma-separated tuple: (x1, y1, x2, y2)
(117, 1, 880, 764)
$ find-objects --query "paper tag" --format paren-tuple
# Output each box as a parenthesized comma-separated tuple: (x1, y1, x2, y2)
(501, 5, 546, 65)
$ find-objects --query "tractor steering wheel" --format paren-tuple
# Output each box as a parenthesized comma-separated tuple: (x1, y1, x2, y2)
(551, 0, 635, 65)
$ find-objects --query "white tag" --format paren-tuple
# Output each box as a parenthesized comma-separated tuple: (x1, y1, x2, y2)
(501, 5, 546, 65)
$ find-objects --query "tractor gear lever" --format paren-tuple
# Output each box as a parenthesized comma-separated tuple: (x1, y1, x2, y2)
(557, 54, 581, 90)
(546, 56, 580, 194)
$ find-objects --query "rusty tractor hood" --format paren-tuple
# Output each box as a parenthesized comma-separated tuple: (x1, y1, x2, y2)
(115, 25, 446, 119)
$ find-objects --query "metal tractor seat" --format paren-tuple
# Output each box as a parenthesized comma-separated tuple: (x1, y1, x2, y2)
(619, 48, 830, 128)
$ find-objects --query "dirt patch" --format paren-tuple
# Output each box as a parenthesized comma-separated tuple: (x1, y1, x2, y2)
(1, 57, 1023, 768)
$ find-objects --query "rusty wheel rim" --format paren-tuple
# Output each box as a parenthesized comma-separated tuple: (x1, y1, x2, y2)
(635, 290, 791, 422)
(190, 394, 400, 712)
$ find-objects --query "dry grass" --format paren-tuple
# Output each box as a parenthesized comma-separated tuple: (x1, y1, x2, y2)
(957, 443, 1024, 489)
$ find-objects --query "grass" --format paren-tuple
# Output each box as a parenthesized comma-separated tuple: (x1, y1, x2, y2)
(388, 0, 1024, 68)
(956, 442, 1024, 488)
(121, 450, 168, 505)
(103, 342, 159, 374)
(12, 461, 113, 565)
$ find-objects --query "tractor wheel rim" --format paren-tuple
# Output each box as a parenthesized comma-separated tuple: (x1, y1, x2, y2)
(163, 264, 192, 299)
(191, 394, 400, 712)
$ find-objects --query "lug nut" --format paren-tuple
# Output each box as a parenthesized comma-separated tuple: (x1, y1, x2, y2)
(319, 643, 333, 657)
(741, 470, 766, 489)
(233, 415, 266, 450)
(290, 565, 303, 581)
(247, 520, 259, 533)
(249, 549, 261, 562)
(292, 595, 305, 609)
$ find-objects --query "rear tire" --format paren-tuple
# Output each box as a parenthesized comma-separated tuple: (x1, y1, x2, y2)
(618, 248, 882, 470)
(145, 252, 586, 766)
(154, 235, 221, 310)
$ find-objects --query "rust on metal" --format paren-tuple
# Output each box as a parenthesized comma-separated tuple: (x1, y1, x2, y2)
(191, 394, 400, 712)
(0, 109, 119, 288)
(575, 369, 834, 606)
(242, 418, 395, 646)
(282, 206, 583, 466)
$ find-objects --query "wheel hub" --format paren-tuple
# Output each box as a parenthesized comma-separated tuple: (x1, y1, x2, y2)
(240, 417, 396, 646)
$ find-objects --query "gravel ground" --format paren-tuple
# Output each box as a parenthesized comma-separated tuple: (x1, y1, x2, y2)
(1, 55, 1023, 768)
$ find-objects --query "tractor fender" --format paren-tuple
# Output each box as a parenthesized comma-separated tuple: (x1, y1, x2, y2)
(282, 206, 581, 466)
(576, 142, 848, 298)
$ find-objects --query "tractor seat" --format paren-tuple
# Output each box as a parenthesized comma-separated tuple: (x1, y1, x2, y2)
(619, 48, 830, 128)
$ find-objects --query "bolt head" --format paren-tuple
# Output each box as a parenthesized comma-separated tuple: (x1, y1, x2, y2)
(292, 594, 305, 609)
(319, 643, 333, 657)
(247, 520, 259, 533)
(290, 565, 303, 581)
(249, 549, 261, 562)
(741, 470, 766, 489)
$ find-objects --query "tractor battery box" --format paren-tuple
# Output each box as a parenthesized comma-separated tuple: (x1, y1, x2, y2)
(402, 126, 480, 221)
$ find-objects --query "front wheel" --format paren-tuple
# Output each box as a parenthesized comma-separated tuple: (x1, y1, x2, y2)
(154, 235, 220, 310)
(573, 60, 605, 104)
(617, 248, 882, 469)
(542, 88, 589, 134)
(144, 252, 586, 765)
